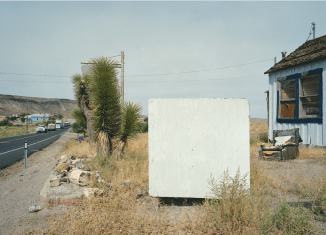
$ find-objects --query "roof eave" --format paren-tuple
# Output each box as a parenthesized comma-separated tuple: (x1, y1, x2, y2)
(264, 55, 326, 75)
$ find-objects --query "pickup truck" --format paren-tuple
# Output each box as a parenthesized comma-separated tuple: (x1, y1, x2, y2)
(36, 125, 48, 133)
(48, 123, 56, 131)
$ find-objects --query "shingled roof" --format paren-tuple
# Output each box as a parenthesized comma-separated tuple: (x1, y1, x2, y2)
(265, 34, 326, 74)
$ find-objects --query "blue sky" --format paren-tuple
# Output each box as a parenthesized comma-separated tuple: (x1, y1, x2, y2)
(0, 2, 325, 118)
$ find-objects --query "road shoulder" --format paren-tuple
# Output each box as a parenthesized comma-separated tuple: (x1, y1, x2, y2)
(0, 132, 76, 235)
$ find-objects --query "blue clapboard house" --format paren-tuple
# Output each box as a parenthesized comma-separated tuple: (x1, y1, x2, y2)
(25, 114, 50, 123)
(264, 34, 326, 146)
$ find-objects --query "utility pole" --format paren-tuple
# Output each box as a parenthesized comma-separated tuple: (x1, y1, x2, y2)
(265, 90, 269, 143)
(81, 51, 125, 103)
(274, 57, 276, 65)
(26, 97, 28, 132)
(121, 51, 125, 104)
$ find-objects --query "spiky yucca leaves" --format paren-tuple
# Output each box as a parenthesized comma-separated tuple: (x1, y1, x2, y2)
(71, 74, 91, 109)
(71, 73, 95, 147)
(90, 57, 121, 155)
(116, 102, 141, 158)
(71, 108, 87, 133)
(71, 107, 86, 124)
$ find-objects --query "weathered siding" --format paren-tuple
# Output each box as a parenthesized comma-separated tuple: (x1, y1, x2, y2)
(268, 60, 326, 146)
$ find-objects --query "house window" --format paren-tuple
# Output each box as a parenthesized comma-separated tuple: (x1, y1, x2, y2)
(299, 75, 320, 118)
(277, 68, 323, 123)
(280, 79, 296, 119)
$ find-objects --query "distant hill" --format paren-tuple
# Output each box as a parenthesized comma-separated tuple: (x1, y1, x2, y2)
(250, 118, 268, 123)
(0, 94, 77, 118)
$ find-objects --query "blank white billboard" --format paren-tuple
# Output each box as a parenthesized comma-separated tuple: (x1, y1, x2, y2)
(149, 98, 250, 198)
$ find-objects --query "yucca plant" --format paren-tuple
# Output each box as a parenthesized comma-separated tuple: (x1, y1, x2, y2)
(70, 107, 87, 133)
(71, 73, 95, 147)
(71, 107, 86, 124)
(89, 57, 121, 156)
(115, 101, 142, 159)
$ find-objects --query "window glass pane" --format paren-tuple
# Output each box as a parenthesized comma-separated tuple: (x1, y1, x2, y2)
(300, 97, 319, 115)
(300, 76, 319, 118)
(302, 76, 319, 96)
(281, 80, 296, 100)
(280, 79, 296, 119)
(280, 101, 296, 119)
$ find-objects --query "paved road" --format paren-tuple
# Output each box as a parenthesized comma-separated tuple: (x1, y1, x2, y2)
(0, 128, 69, 169)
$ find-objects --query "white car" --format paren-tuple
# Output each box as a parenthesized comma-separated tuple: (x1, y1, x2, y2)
(36, 125, 48, 133)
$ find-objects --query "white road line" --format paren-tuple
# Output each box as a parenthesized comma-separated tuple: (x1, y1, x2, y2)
(0, 132, 65, 156)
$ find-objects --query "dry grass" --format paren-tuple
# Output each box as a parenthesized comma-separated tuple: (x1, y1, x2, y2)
(35, 131, 326, 234)
(61, 138, 97, 158)
(250, 122, 268, 134)
(0, 125, 35, 138)
(298, 147, 326, 160)
(250, 122, 269, 147)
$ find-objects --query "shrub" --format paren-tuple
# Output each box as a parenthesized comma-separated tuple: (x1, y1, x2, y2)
(311, 174, 326, 220)
(265, 201, 312, 234)
(207, 168, 266, 234)
(72, 122, 87, 133)
(207, 167, 312, 234)
(250, 133, 268, 145)
(137, 122, 148, 133)
(0, 120, 12, 126)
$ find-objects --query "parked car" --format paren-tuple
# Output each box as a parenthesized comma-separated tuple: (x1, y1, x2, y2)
(48, 123, 56, 131)
(36, 125, 48, 133)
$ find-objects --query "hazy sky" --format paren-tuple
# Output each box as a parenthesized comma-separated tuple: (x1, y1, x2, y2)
(0, 2, 325, 118)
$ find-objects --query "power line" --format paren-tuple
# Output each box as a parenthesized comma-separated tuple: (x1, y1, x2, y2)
(124, 58, 273, 77)
(0, 72, 70, 78)
(0, 75, 266, 84)
(0, 58, 273, 79)
(125, 75, 265, 83)
(0, 80, 71, 83)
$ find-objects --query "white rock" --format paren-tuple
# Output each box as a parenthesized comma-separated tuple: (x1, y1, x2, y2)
(50, 177, 60, 187)
(68, 168, 90, 186)
(83, 188, 103, 198)
(79, 171, 90, 186)
(60, 154, 68, 161)
(71, 159, 82, 165)
(29, 205, 42, 213)
(68, 168, 83, 185)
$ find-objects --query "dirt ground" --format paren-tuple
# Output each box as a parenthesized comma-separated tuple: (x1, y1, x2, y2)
(253, 153, 326, 234)
(0, 132, 76, 235)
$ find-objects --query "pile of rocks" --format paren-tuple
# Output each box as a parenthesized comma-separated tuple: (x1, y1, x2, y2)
(49, 153, 99, 197)
(49, 153, 149, 200)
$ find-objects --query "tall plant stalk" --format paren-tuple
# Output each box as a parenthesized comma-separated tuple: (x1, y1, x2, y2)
(71, 73, 95, 148)
(89, 57, 121, 155)
(116, 101, 141, 158)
